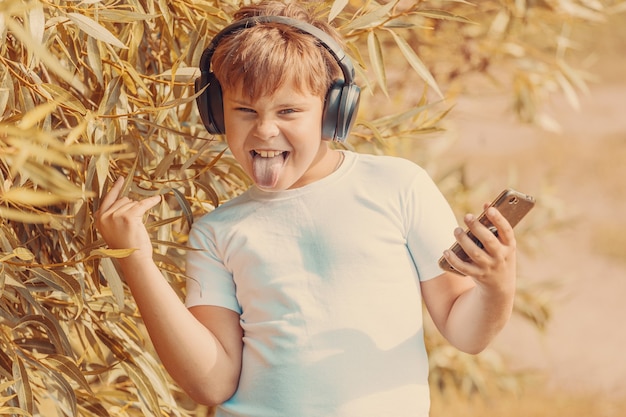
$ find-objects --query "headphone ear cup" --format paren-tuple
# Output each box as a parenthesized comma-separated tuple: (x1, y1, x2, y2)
(334, 84, 360, 142)
(322, 81, 361, 142)
(195, 72, 225, 135)
(322, 81, 343, 141)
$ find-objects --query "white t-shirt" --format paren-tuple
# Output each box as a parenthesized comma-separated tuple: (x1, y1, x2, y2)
(186, 151, 458, 417)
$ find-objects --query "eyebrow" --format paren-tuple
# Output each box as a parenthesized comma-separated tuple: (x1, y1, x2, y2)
(227, 98, 313, 108)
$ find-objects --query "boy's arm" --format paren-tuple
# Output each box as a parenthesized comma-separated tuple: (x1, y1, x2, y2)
(95, 177, 243, 405)
(421, 207, 517, 354)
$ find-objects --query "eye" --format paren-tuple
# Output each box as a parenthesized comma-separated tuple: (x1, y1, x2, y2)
(236, 107, 256, 113)
(279, 108, 297, 115)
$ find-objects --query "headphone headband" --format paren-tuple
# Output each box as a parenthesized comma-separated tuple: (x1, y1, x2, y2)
(195, 15, 360, 142)
(198, 16, 356, 84)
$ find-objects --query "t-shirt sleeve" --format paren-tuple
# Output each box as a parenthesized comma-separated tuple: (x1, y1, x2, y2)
(404, 168, 459, 281)
(185, 222, 242, 313)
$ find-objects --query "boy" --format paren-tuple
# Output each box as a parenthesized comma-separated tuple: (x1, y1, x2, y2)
(95, 1, 518, 416)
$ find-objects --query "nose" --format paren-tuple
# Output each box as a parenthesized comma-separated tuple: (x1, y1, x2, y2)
(253, 116, 280, 141)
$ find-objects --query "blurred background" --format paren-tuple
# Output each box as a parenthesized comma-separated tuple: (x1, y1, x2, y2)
(429, 10, 626, 417)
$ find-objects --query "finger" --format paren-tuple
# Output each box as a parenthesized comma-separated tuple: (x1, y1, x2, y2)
(464, 212, 500, 254)
(445, 228, 497, 281)
(136, 194, 162, 214)
(442, 245, 470, 275)
(485, 207, 515, 245)
(442, 236, 483, 277)
(98, 176, 125, 213)
(106, 194, 161, 218)
(454, 225, 490, 265)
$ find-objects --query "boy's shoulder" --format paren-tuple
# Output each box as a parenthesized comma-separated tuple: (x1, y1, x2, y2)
(351, 151, 428, 182)
(355, 152, 422, 169)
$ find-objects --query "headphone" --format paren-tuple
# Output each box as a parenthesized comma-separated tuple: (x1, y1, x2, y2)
(194, 16, 361, 142)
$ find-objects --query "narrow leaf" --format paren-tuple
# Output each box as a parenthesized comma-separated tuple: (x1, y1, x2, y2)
(1, 188, 71, 206)
(67, 13, 128, 49)
(367, 31, 388, 97)
(28, 2, 45, 44)
(89, 248, 137, 259)
(329, 0, 349, 22)
(170, 188, 194, 227)
(16, 101, 57, 129)
(388, 30, 444, 98)
(13, 247, 34, 261)
(98, 10, 160, 22)
(0, 407, 30, 416)
(12, 357, 33, 414)
(344, 1, 396, 31)
(41, 355, 93, 394)
(40, 83, 88, 115)
(99, 257, 126, 310)
(0, 207, 53, 224)
(416, 9, 475, 24)
(194, 181, 220, 208)
(34, 269, 85, 319)
(3, 18, 86, 94)
(121, 362, 162, 416)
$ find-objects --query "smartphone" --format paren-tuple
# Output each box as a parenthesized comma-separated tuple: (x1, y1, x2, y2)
(438, 189, 536, 275)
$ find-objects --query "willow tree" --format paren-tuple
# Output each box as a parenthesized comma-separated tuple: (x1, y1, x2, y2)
(0, 0, 620, 415)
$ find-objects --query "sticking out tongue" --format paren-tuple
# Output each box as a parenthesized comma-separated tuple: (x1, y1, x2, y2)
(252, 152, 286, 189)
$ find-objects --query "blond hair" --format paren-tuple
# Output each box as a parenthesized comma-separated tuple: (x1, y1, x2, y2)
(211, 1, 345, 99)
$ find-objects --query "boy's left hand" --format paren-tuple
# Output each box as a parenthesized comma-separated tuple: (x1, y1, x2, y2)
(443, 206, 517, 291)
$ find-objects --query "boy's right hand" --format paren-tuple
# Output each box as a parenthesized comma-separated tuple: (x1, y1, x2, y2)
(95, 177, 161, 261)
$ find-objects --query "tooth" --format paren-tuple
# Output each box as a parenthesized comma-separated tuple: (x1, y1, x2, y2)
(255, 150, 283, 158)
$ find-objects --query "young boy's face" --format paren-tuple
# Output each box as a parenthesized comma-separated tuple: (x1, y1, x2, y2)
(222, 80, 335, 191)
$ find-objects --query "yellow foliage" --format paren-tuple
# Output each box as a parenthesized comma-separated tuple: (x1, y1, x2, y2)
(0, 0, 620, 414)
